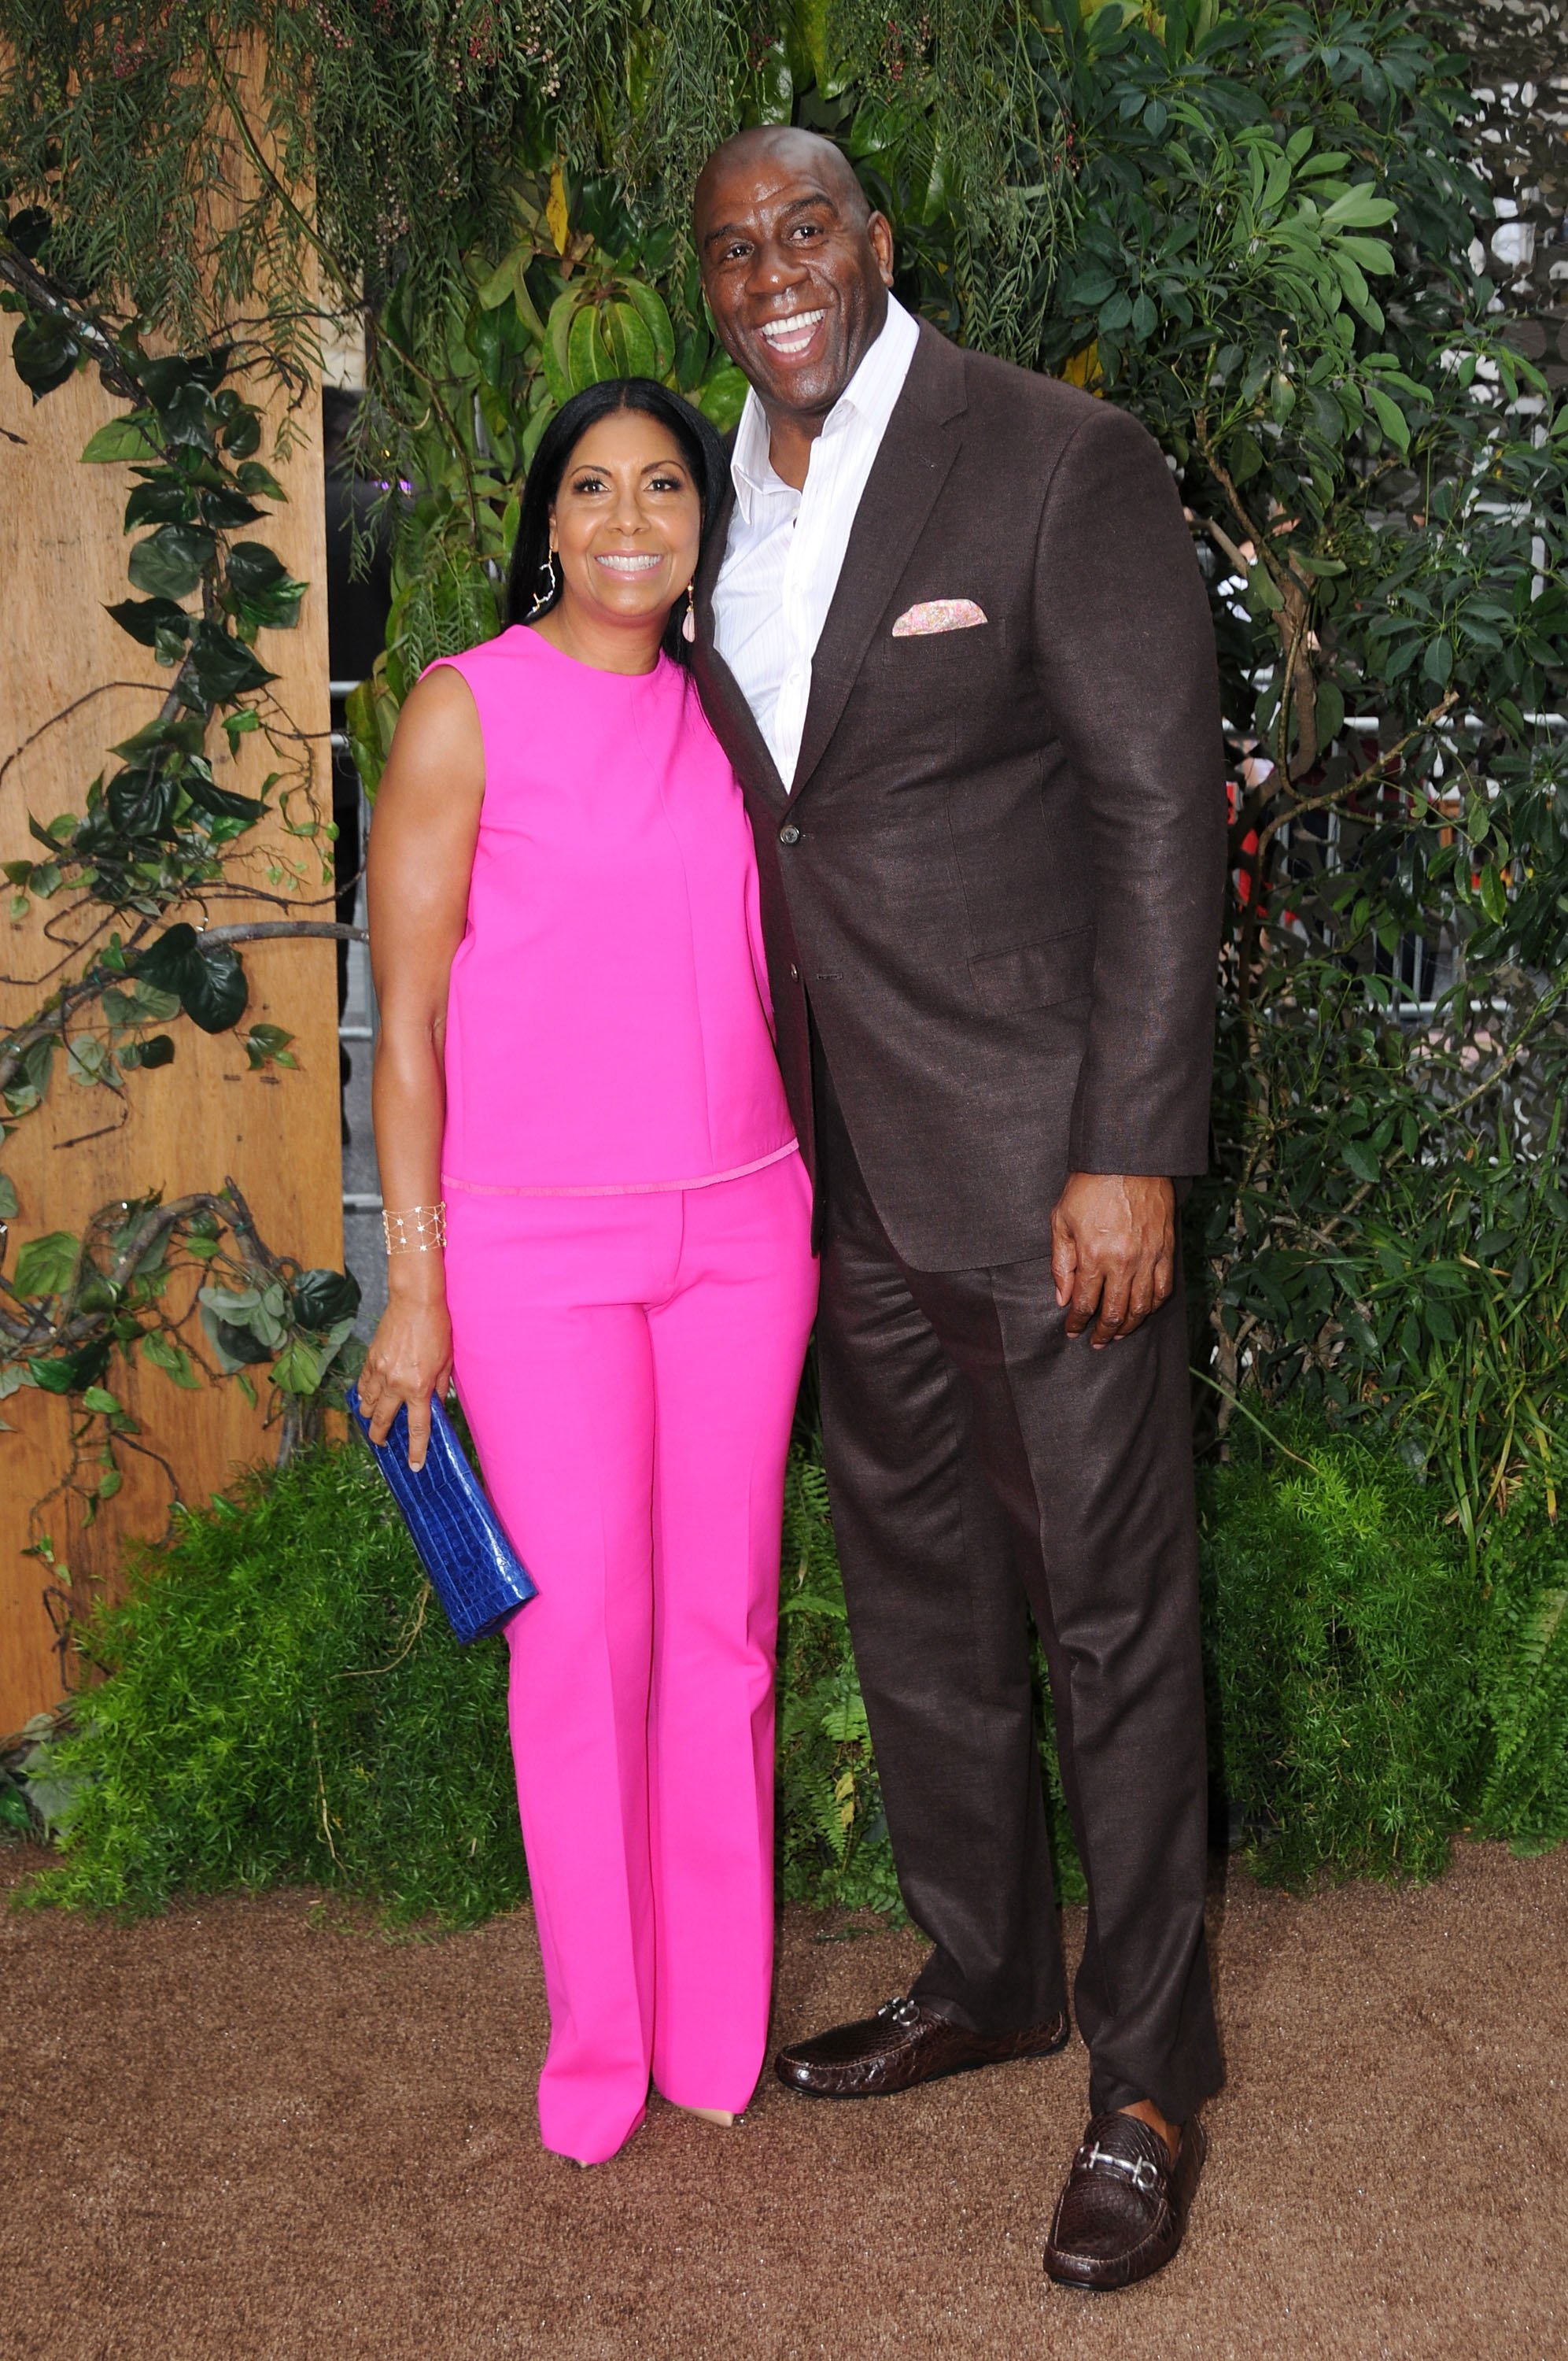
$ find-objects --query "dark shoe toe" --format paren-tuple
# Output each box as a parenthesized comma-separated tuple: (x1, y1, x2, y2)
(1043, 2113, 1205, 2293)
(777, 1996, 1071, 2100)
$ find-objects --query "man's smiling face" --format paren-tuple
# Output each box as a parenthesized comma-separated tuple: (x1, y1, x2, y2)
(695, 128, 895, 426)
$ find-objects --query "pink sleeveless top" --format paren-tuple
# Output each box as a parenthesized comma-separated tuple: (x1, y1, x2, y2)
(430, 626, 795, 1195)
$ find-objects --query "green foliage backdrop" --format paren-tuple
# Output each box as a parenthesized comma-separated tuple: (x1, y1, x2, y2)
(7, 2, 1563, 1543)
(3, 6, 1566, 1897)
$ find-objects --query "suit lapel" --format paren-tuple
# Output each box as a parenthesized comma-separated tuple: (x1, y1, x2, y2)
(693, 323, 969, 807)
(692, 477, 790, 813)
(791, 323, 968, 798)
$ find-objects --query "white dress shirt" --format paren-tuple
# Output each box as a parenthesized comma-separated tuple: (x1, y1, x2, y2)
(712, 294, 920, 791)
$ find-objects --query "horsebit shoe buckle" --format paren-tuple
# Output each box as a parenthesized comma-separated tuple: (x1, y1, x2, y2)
(1081, 2141, 1161, 2194)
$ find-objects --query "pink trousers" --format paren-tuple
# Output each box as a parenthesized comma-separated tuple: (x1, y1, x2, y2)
(445, 1153, 817, 2164)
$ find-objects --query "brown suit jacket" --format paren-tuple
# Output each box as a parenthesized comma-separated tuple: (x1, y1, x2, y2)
(692, 320, 1227, 1273)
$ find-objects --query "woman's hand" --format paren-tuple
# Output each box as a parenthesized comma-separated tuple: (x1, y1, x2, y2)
(356, 1292, 454, 1471)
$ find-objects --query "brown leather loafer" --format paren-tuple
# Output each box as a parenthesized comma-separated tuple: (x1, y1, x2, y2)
(1043, 2110, 1207, 2291)
(775, 1993, 1070, 2099)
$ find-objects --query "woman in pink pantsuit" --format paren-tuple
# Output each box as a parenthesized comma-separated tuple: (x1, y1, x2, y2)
(356, 381, 817, 2166)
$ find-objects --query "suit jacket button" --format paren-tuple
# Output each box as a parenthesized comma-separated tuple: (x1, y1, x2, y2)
(788, 963, 799, 981)
(778, 822, 801, 845)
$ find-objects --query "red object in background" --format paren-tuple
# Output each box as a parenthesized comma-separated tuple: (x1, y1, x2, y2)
(1227, 769, 1260, 908)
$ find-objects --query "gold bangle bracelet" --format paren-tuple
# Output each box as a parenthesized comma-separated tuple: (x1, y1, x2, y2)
(382, 1201, 447, 1254)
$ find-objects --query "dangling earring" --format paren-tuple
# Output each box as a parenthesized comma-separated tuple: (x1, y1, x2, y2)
(681, 582, 696, 645)
(530, 549, 559, 617)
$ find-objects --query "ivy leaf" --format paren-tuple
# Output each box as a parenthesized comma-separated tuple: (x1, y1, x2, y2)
(66, 1035, 112, 1086)
(121, 1033, 175, 1070)
(134, 923, 249, 1033)
(138, 354, 197, 407)
(6, 206, 53, 258)
(109, 714, 205, 763)
(198, 1302, 274, 1371)
(317, 1316, 360, 1376)
(140, 1331, 201, 1389)
(12, 314, 79, 398)
(244, 1022, 295, 1070)
(185, 942, 248, 1033)
(224, 541, 285, 595)
(182, 774, 267, 825)
(133, 921, 201, 991)
(225, 541, 307, 630)
(180, 620, 275, 708)
(124, 479, 194, 529)
(82, 412, 161, 464)
(160, 379, 218, 452)
(270, 1337, 325, 1395)
(198, 486, 263, 528)
(81, 1385, 121, 1416)
(4, 1036, 58, 1119)
(13, 1232, 82, 1298)
(221, 708, 262, 753)
(106, 766, 179, 842)
(234, 460, 285, 501)
(221, 407, 262, 458)
(127, 522, 216, 600)
(105, 594, 190, 650)
(188, 944, 248, 1032)
(0, 1173, 19, 1221)
(291, 1268, 362, 1329)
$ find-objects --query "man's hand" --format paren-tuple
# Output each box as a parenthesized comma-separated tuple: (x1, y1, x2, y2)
(1050, 1173, 1175, 1350)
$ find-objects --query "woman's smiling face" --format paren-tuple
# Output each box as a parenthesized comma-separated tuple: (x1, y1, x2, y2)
(549, 409, 703, 635)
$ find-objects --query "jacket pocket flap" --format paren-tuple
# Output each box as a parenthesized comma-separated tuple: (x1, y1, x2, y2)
(968, 926, 1094, 1015)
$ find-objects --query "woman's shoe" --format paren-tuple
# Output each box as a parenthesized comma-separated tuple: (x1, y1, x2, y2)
(677, 2104, 736, 2128)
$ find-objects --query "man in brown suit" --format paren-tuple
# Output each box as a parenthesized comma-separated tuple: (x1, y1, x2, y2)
(691, 127, 1226, 2291)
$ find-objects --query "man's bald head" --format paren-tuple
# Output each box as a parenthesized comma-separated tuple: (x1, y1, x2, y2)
(694, 126, 894, 460)
(693, 126, 871, 235)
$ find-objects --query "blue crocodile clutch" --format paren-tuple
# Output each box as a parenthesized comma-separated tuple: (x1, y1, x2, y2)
(346, 1384, 537, 1643)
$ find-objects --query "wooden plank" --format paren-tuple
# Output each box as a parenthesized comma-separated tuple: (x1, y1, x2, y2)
(0, 269, 340, 1738)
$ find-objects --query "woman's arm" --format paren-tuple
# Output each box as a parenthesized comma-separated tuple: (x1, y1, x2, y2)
(356, 666, 484, 1469)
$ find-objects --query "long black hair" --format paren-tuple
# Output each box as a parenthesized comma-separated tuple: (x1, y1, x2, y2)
(505, 378, 729, 662)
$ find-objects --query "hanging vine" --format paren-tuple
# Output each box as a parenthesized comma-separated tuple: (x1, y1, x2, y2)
(0, 216, 366, 1488)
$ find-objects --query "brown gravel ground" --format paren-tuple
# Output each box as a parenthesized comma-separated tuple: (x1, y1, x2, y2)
(2, 1837, 1564, 2361)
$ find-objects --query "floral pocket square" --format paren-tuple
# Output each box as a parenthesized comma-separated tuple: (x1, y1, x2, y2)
(891, 598, 988, 637)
